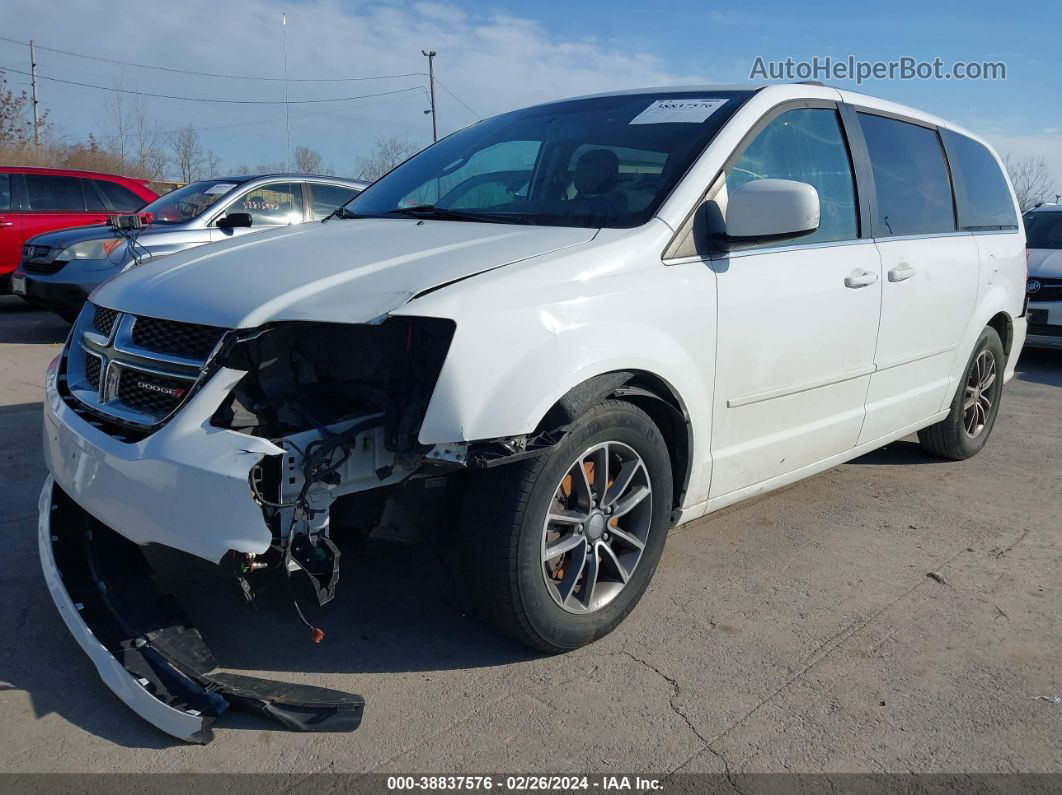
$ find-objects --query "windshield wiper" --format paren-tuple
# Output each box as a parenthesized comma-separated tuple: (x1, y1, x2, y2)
(380, 205, 536, 225)
(320, 205, 362, 222)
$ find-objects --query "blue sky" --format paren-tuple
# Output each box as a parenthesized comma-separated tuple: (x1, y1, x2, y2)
(1, 0, 1059, 186)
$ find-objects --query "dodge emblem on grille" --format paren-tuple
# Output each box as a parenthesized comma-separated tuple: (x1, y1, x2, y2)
(136, 381, 186, 399)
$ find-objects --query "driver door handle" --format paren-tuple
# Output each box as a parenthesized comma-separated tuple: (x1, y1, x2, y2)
(888, 264, 917, 282)
(844, 269, 879, 288)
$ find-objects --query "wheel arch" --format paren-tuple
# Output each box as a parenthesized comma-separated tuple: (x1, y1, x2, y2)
(536, 370, 694, 515)
(986, 310, 1013, 357)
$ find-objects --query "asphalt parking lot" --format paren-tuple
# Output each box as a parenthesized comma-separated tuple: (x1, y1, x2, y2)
(0, 295, 1059, 777)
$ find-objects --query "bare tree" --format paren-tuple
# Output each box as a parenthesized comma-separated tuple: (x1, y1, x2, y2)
(293, 145, 322, 174)
(1004, 154, 1056, 211)
(167, 125, 221, 183)
(102, 90, 167, 180)
(232, 160, 287, 175)
(354, 135, 419, 181)
(0, 70, 49, 146)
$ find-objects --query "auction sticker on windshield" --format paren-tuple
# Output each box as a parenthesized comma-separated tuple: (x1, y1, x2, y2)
(205, 183, 237, 194)
(629, 98, 728, 124)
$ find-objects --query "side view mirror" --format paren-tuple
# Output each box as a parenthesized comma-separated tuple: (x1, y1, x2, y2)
(721, 179, 820, 246)
(217, 212, 252, 229)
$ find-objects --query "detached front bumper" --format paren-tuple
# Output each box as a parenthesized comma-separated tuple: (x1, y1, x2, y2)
(39, 356, 376, 742)
(38, 477, 366, 743)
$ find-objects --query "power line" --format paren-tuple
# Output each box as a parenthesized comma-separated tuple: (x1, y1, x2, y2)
(0, 34, 425, 83)
(162, 89, 425, 136)
(433, 76, 482, 120)
(0, 65, 422, 105)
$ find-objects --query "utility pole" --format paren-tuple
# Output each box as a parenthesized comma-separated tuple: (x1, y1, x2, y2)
(282, 14, 291, 171)
(422, 49, 437, 142)
(29, 40, 40, 146)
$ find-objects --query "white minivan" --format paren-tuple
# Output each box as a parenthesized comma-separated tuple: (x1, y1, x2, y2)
(38, 83, 1026, 742)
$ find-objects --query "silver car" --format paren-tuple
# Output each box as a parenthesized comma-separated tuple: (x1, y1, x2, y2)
(15, 173, 367, 321)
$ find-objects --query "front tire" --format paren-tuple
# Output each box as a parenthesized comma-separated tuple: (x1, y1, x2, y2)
(462, 399, 673, 652)
(918, 326, 1005, 460)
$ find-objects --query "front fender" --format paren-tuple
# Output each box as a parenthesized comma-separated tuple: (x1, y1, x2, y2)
(413, 259, 717, 506)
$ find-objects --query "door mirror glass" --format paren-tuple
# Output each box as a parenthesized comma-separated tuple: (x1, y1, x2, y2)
(217, 212, 252, 229)
(723, 178, 820, 242)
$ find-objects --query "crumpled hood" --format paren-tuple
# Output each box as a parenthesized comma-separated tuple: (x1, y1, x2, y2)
(1027, 248, 1062, 278)
(91, 219, 597, 328)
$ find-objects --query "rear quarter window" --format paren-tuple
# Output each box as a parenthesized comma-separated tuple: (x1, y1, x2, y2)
(941, 131, 1018, 230)
(0, 173, 10, 210)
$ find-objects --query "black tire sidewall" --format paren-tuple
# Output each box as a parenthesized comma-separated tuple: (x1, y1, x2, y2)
(512, 402, 673, 650)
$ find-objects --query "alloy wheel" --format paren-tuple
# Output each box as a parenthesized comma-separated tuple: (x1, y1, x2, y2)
(540, 441, 653, 614)
(963, 349, 996, 438)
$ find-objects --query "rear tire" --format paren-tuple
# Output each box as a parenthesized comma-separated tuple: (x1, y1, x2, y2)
(461, 399, 673, 653)
(917, 327, 1005, 460)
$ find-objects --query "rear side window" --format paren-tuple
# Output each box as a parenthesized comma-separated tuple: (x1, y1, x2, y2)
(0, 174, 10, 210)
(858, 114, 955, 237)
(727, 107, 859, 245)
(24, 174, 87, 212)
(231, 182, 304, 226)
(941, 131, 1017, 229)
(310, 183, 361, 220)
(95, 179, 147, 212)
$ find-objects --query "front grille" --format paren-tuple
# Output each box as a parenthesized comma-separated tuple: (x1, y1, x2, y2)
(24, 256, 67, 275)
(131, 316, 226, 359)
(116, 369, 190, 416)
(93, 306, 118, 337)
(62, 303, 232, 437)
(1028, 279, 1062, 302)
(84, 353, 102, 390)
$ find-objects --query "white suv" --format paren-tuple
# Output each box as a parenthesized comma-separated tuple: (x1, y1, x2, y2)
(38, 84, 1026, 742)
(1023, 203, 1062, 348)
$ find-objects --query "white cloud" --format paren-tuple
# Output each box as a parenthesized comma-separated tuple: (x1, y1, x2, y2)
(974, 129, 1062, 197)
(0, 0, 707, 177)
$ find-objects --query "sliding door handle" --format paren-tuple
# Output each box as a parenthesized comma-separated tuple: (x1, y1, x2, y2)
(888, 264, 917, 282)
(844, 269, 879, 288)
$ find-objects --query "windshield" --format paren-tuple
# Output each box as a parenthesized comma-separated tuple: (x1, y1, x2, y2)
(347, 91, 751, 229)
(1024, 211, 1062, 249)
(141, 180, 243, 224)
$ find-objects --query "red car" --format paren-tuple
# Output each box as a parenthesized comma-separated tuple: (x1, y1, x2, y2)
(0, 167, 158, 293)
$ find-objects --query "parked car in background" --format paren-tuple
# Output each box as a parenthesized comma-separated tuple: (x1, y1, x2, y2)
(0, 166, 157, 294)
(1023, 203, 1062, 349)
(13, 173, 367, 321)
(36, 84, 1027, 742)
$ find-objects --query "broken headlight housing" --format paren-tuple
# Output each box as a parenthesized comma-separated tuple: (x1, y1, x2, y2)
(212, 317, 455, 458)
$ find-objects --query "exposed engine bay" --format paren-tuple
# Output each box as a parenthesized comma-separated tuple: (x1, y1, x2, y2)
(208, 317, 464, 634)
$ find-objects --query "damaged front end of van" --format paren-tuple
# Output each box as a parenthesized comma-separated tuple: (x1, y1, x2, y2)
(39, 308, 456, 742)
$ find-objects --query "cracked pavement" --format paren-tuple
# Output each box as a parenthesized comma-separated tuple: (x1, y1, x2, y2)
(0, 297, 1059, 775)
